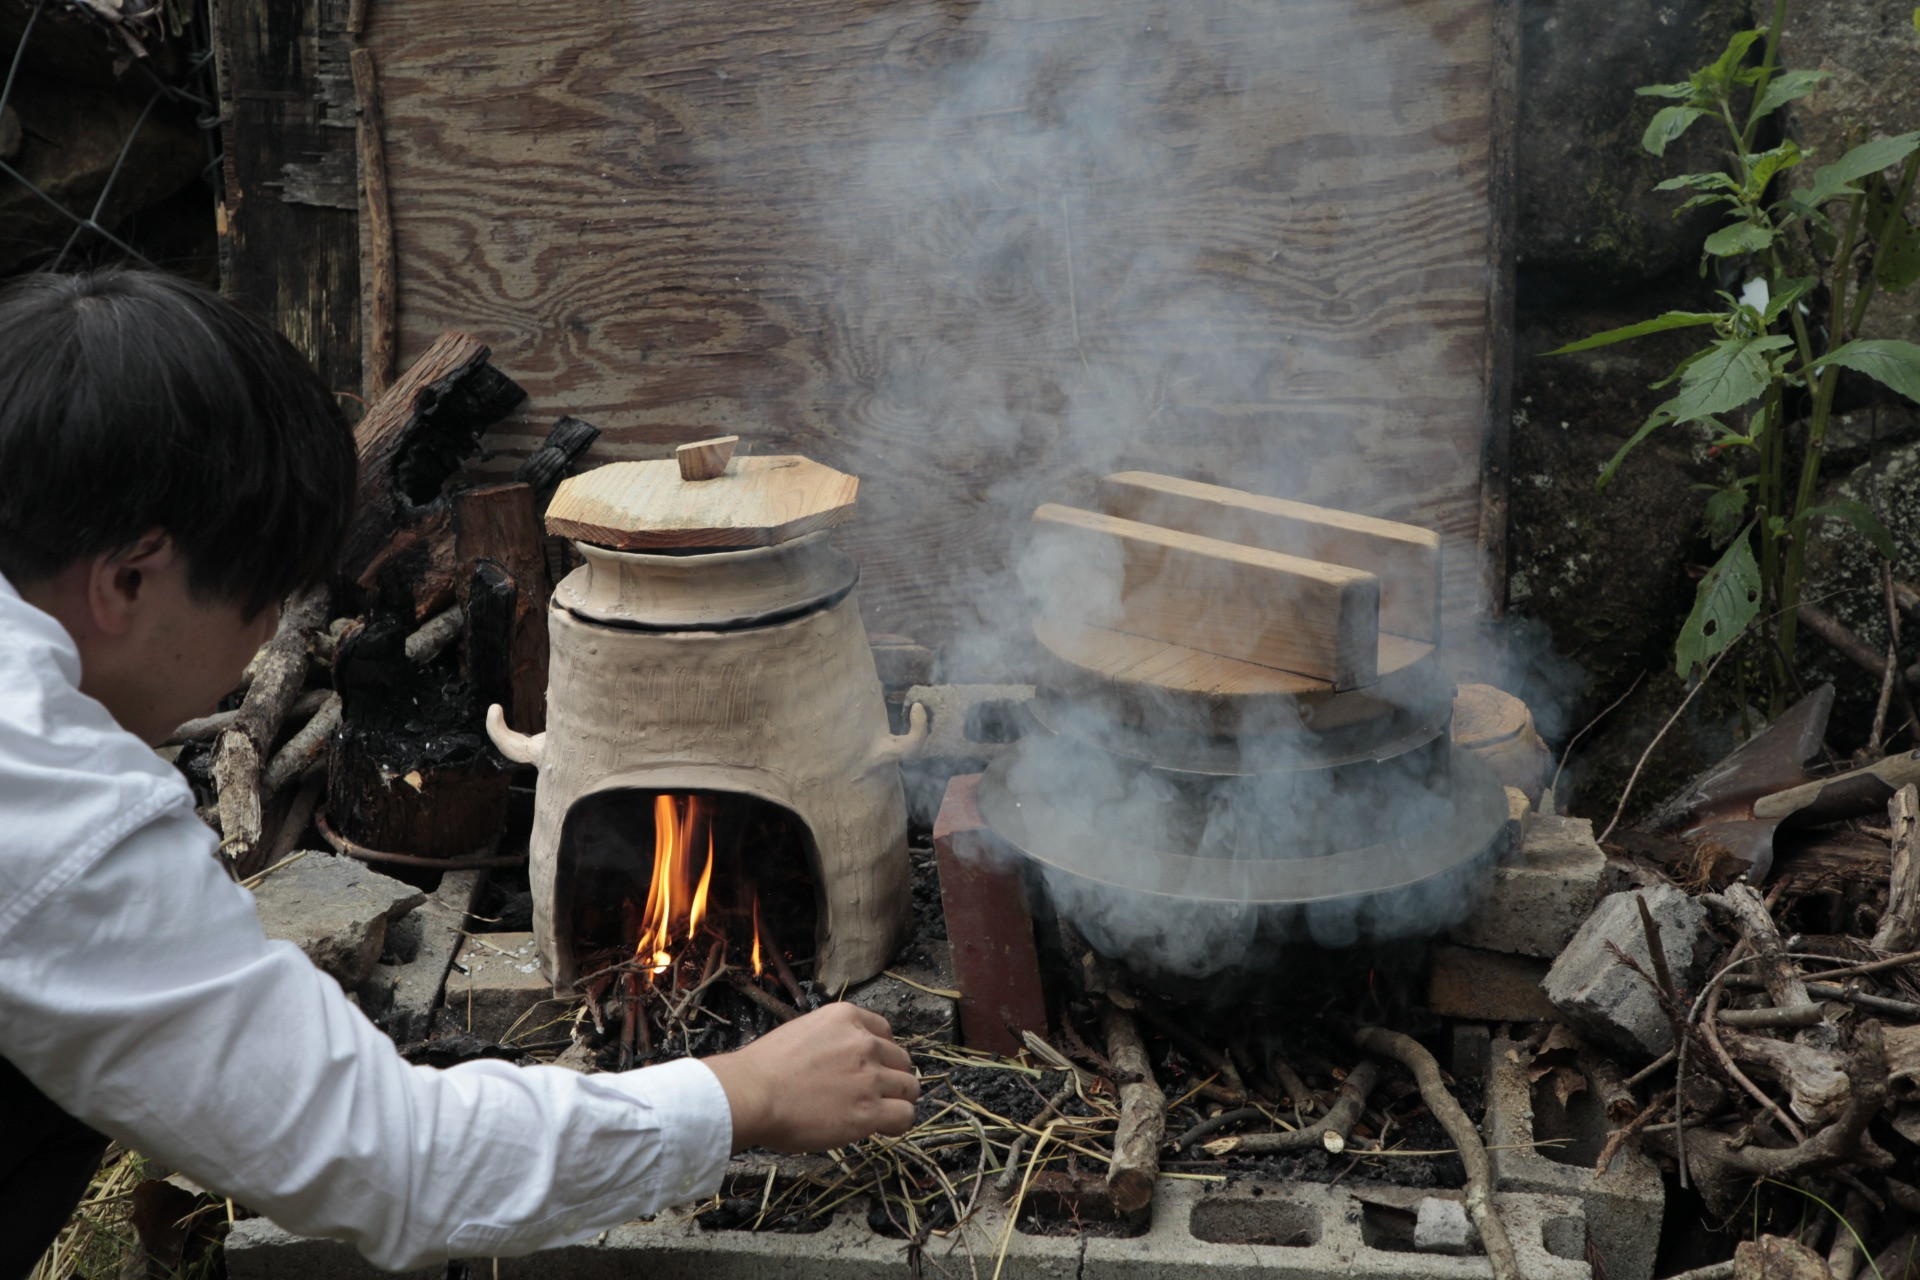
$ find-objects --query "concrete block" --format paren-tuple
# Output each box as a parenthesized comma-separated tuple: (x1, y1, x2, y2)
(250, 853, 425, 989)
(1413, 1197, 1478, 1255)
(1543, 885, 1719, 1057)
(934, 775, 1048, 1056)
(845, 941, 957, 1040)
(369, 869, 487, 1044)
(1486, 1036, 1664, 1280)
(1427, 945, 1556, 1023)
(441, 932, 572, 1044)
(226, 1172, 1595, 1280)
(1450, 812, 1606, 958)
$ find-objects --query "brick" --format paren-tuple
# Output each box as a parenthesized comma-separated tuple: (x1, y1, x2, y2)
(1427, 944, 1555, 1023)
(933, 774, 1047, 1056)
(1449, 812, 1606, 959)
(440, 932, 571, 1044)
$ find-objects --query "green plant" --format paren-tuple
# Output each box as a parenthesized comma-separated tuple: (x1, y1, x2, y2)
(1549, 0, 1920, 705)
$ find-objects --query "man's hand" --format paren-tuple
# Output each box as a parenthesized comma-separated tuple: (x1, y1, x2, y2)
(704, 1003, 920, 1152)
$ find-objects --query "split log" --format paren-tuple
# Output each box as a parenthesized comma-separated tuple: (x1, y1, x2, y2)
(1873, 785, 1920, 954)
(1707, 884, 1814, 1012)
(1719, 1032, 1851, 1127)
(513, 415, 601, 506)
(1352, 1026, 1518, 1280)
(403, 604, 464, 665)
(1101, 1006, 1165, 1215)
(339, 331, 526, 617)
(170, 688, 331, 744)
(455, 483, 551, 734)
(212, 586, 331, 877)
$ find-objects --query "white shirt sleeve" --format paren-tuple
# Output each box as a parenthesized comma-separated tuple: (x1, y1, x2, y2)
(0, 799, 734, 1271)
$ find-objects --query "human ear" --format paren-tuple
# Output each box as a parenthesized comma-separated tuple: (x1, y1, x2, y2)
(85, 528, 177, 637)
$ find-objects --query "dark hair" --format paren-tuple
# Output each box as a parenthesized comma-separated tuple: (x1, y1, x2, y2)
(0, 267, 356, 616)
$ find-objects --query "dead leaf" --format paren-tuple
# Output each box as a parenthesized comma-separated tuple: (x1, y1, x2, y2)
(1538, 1025, 1585, 1058)
(1549, 1065, 1588, 1110)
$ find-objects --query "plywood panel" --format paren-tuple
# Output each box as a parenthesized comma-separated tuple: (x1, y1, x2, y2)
(366, 0, 1507, 665)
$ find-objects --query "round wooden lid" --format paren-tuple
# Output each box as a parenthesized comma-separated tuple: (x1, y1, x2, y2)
(545, 455, 858, 550)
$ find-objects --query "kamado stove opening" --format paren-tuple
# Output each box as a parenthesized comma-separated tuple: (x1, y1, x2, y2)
(555, 788, 821, 1046)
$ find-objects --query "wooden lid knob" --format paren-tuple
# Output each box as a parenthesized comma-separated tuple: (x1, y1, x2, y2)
(676, 435, 739, 481)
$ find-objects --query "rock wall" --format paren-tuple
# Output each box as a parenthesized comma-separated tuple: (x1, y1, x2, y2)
(1507, 0, 1920, 812)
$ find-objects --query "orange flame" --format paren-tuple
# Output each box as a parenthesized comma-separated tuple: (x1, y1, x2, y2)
(750, 894, 764, 978)
(633, 795, 714, 977)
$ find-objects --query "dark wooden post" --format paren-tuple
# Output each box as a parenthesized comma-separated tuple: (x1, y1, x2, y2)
(210, 0, 362, 407)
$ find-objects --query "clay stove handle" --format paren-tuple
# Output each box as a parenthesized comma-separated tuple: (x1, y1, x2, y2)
(870, 701, 929, 767)
(486, 703, 546, 768)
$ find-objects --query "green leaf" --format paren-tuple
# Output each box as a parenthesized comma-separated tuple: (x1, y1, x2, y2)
(1669, 335, 1793, 423)
(1793, 131, 1920, 207)
(1657, 171, 1741, 193)
(1542, 312, 1722, 356)
(1637, 80, 1701, 101)
(1704, 485, 1751, 544)
(1674, 535, 1761, 677)
(1753, 69, 1831, 117)
(1745, 140, 1805, 195)
(1812, 338, 1920, 403)
(1706, 30, 1767, 91)
(1703, 221, 1776, 256)
(1645, 106, 1707, 157)
(1800, 500, 1898, 560)
(1863, 170, 1920, 292)
(1598, 404, 1675, 490)
(1765, 276, 1816, 322)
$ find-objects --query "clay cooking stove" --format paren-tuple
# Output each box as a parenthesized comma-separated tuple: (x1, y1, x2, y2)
(486, 438, 927, 1002)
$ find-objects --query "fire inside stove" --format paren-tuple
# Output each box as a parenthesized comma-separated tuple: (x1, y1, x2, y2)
(555, 789, 819, 1059)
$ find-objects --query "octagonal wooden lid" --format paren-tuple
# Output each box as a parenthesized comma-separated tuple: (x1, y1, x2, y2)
(545, 454, 858, 550)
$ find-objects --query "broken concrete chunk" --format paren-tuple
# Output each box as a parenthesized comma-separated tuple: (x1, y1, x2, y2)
(1543, 885, 1719, 1058)
(1413, 1197, 1478, 1255)
(250, 853, 425, 989)
(1451, 811, 1607, 958)
(846, 942, 957, 1041)
(441, 932, 569, 1044)
(372, 868, 487, 1045)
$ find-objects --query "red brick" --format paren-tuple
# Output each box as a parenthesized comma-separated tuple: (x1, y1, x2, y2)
(933, 774, 1048, 1055)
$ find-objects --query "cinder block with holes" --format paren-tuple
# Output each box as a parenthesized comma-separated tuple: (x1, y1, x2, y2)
(1482, 1036, 1664, 1280)
(227, 1174, 1594, 1279)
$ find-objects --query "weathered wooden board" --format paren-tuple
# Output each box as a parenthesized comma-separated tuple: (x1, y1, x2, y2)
(365, 0, 1512, 664)
(1098, 471, 1442, 642)
(1029, 503, 1380, 686)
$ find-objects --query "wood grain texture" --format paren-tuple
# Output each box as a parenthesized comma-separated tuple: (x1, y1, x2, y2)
(213, 0, 360, 403)
(455, 482, 552, 734)
(1098, 470, 1440, 641)
(676, 434, 740, 480)
(545, 455, 857, 549)
(1029, 503, 1380, 686)
(366, 0, 1506, 661)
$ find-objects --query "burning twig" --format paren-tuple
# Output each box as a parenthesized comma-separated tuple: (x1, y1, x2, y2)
(1351, 1027, 1520, 1280)
(1100, 1005, 1164, 1215)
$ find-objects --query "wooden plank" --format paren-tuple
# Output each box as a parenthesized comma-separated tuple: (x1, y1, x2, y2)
(544, 456, 857, 550)
(1098, 471, 1441, 642)
(364, 0, 1511, 664)
(212, 0, 360, 407)
(1028, 504, 1379, 687)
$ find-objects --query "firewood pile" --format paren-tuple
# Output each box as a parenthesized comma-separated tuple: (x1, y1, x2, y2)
(165, 331, 596, 884)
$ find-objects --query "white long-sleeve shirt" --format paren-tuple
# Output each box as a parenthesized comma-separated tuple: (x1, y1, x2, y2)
(0, 574, 733, 1270)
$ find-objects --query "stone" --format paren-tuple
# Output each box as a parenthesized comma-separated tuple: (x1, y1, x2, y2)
(1412, 1197, 1477, 1256)
(1487, 1037, 1666, 1280)
(1426, 945, 1555, 1024)
(933, 774, 1047, 1057)
(250, 853, 425, 990)
(846, 941, 957, 1041)
(1733, 1234, 1834, 1280)
(1516, 0, 1753, 288)
(368, 869, 488, 1045)
(1782, 0, 1920, 348)
(1450, 812, 1607, 958)
(441, 932, 571, 1045)
(1544, 885, 1719, 1058)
